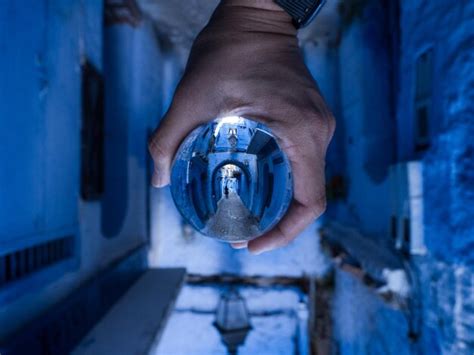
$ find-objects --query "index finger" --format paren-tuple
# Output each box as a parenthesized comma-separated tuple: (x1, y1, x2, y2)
(247, 198, 324, 254)
(247, 130, 328, 254)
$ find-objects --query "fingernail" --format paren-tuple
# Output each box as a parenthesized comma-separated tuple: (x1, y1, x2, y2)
(151, 170, 170, 188)
(151, 171, 165, 188)
(249, 247, 266, 255)
(231, 242, 248, 249)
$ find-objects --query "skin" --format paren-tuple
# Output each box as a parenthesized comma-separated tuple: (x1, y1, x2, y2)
(148, 0, 335, 254)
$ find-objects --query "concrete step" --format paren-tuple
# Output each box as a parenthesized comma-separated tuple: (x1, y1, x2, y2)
(72, 268, 186, 355)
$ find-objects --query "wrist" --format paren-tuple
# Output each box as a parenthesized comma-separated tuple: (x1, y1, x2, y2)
(214, 0, 295, 36)
(220, 0, 284, 12)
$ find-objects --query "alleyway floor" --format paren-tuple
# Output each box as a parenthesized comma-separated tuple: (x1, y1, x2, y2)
(206, 192, 260, 241)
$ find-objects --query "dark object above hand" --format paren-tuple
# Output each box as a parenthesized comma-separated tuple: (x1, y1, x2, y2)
(274, 0, 326, 28)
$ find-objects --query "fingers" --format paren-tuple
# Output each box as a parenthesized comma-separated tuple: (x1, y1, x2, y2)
(148, 110, 184, 187)
(247, 131, 328, 254)
(148, 99, 209, 187)
(248, 198, 325, 254)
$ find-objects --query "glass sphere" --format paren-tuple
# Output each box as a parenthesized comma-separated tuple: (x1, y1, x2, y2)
(170, 116, 293, 242)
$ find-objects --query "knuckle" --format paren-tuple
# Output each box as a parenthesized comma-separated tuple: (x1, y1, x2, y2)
(308, 196, 327, 218)
(280, 235, 293, 248)
(308, 110, 335, 141)
(148, 137, 167, 160)
(280, 139, 303, 158)
(306, 120, 322, 141)
(276, 225, 293, 247)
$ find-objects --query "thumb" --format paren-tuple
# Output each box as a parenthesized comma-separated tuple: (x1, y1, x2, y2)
(148, 103, 210, 188)
(148, 108, 190, 187)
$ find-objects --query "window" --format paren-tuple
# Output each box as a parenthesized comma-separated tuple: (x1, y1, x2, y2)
(81, 60, 105, 200)
(390, 215, 397, 242)
(414, 49, 433, 152)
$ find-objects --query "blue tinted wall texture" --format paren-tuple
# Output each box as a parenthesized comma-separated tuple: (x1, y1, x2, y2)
(0, 0, 159, 339)
(322, 0, 474, 354)
(0, 1, 81, 264)
(399, 1, 474, 352)
(0, 0, 84, 335)
(397, 0, 474, 264)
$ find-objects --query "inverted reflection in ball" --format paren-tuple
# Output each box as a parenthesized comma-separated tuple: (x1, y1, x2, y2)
(170, 116, 293, 242)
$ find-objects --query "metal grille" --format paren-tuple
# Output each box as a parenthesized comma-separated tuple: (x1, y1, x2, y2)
(0, 236, 74, 287)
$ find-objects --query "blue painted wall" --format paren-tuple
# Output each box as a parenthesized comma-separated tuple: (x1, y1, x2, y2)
(0, 0, 160, 340)
(101, 20, 162, 237)
(315, 0, 474, 354)
(396, 0, 474, 264)
(2, 0, 472, 352)
(397, 2, 474, 351)
(328, 0, 395, 240)
(0, 0, 80, 257)
(0, 0, 83, 316)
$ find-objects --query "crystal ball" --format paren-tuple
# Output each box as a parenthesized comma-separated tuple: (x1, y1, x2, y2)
(170, 116, 293, 242)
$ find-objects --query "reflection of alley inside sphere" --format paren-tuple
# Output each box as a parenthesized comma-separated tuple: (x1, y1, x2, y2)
(207, 191, 260, 241)
(170, 116, 293, 242)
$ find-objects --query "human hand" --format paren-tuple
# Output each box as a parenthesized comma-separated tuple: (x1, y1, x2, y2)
(148, 0, 335, 254)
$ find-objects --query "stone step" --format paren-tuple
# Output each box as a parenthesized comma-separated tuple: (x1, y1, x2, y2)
(72, 268, 186, 355)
